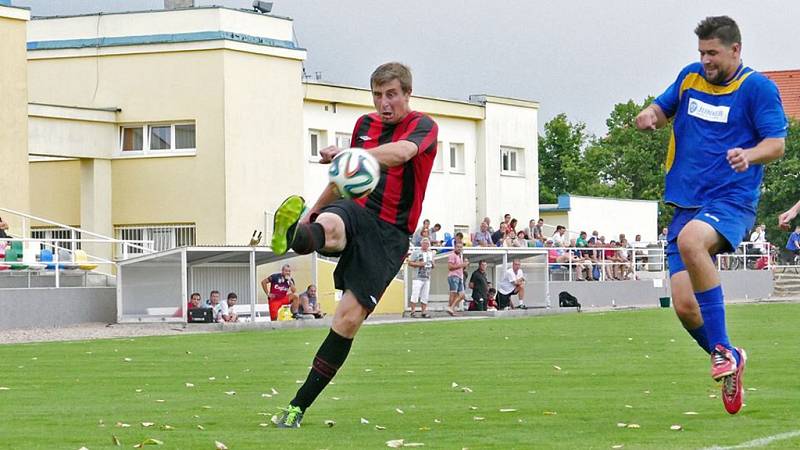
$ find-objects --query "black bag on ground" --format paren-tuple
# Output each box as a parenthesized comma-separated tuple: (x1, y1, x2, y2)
(188, 307, 214, 323)
(558, 291, 581, 311)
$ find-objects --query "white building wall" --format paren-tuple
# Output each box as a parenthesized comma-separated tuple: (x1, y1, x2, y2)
(567, 196, 658, 242)
(479, 100, 539, 227)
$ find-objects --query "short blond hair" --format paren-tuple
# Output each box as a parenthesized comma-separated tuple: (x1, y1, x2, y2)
(370, 62, 412, 93)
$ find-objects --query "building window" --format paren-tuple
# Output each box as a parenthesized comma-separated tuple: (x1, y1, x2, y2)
(501, 146, 524, 175)
(432, 141, 444, 172)
(309, 129, 327, 157)
(31, 228, 82, 252)
(121, 127, 144, 151)
(335, 132, 352, 149)
(119, 122, 196, 155)
(114, 224, 196, 257)
(449, 143, 465, 174)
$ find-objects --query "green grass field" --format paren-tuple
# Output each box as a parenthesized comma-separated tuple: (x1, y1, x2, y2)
(1, 303, 799, 450)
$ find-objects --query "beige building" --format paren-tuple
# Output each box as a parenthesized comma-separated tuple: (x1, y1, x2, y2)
(2, 5, 540, 314)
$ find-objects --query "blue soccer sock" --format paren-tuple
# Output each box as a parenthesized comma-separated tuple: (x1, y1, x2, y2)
(695, 285, 740, 366)
(685, 324, 710, 354)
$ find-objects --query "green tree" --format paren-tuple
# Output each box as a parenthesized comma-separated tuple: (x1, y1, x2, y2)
(537, 114, 591, 204)
(758, 118, 800, 250)
(584, 98, 673, 229)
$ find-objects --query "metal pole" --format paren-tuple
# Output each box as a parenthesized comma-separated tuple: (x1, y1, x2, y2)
(250, 249, 256, 322)
(181, 250, 188, 324)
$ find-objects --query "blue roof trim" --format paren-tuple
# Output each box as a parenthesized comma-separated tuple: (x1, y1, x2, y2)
(28, 30, 305, 52)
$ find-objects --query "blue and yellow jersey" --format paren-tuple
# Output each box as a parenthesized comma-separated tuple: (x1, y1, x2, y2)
(654, 62, 787, 210)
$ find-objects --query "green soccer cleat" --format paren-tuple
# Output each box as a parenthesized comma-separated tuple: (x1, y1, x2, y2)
(273, 405, 304, 428)
(271, 195, 306, 256)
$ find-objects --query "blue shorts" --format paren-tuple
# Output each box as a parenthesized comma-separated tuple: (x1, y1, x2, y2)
(666, 200, 755, 276)
(448, 275, 464, 293)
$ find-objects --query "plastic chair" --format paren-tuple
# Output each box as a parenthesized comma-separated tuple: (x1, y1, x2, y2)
(74, 250, 98, 271)
(4, 249, 28, 270)
(22, 245, 45, 271)
(40, 248, 55, 270)
(0, 241, 6, 258)
(57, 248, 78, 270)
(10, 240, 23, 255)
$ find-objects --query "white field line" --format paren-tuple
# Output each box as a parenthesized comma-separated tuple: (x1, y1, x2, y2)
(701, 430, 800, 450)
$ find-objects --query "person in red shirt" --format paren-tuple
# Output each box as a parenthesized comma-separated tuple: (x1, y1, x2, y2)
(261, 264, 299, 320)
(270, 62, 438, 428)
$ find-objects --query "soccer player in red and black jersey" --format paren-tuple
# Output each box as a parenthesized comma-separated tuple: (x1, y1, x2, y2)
(271, 62, 438, 428)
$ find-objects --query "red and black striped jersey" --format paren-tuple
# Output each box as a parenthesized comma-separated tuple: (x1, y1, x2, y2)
(350, 111, 438, 234)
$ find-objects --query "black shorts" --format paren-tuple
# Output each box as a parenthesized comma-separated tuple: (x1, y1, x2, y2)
(496, 289, 518, 309)
(318, 200, 409, 312)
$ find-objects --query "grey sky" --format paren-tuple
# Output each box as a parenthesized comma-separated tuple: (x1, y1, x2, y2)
(14, 0, 800, 135)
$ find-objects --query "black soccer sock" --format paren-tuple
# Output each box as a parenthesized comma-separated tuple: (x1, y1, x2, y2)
(290, 222, 326, 255)
(290, 328, 353, 412)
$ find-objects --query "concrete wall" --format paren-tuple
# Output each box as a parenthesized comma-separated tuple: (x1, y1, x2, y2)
(543, 270, 773, 309)
(0, 6, 31, 231)
(0, 287, 116, 330)
(29, 159, 82, 226)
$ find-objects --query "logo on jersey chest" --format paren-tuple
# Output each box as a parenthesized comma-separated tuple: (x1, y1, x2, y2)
(687, 98, 730, 123)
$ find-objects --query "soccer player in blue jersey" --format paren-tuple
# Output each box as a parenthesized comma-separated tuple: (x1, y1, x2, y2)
(636, 16, 787, 415)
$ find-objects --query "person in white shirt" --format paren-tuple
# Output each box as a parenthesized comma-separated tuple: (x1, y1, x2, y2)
(749, 224, 767, 253)
(551, 225, 568, 247)
(497, 259, 527, 310)
(408, 238, 436, 318)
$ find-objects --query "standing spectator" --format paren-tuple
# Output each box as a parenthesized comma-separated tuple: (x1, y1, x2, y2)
(658, 227, 668, 241)
(261, 264, 299, 321)
(446, 241, 469, 316)
(217, 292, 239, 323)
(429, 223, 443, 246)
(408, 238, 435, 318)
(474, 222, 494, 247)
(503, 213, 512, 228)
(491, 222, 507, 247)
(468, 260, 490, 311)
(298, 285, 325, 319)
(749, 224, 767, 253)
(497, 258, 527, 309)
(551, 225, 568, 247)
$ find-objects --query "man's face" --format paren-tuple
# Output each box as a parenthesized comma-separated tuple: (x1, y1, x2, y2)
(558, 228, 565, 236)
(423, 219, 430, 228)
(454, 242, 463, 254)
(372, 78, 411, 124)
(421, 239, 430, 250)
(479, 261, 487, 272)
(282, 266, 292, 278)
(433, 224, 441, 232)
(210, 292, 219, 304)
(512, 260, 521, 271)
(504, 214, 511, 223)
(227, 297, 237, 306)
(480, 222, 488, 232)
(484, 217, 491, 225)
(499, 223, 507, 232)
(308, 286, 317, 297)
(190, 294, 200, 306)
(699, 38, 741, 84)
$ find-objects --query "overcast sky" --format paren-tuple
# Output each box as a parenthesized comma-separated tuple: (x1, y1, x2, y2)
(14, 0, 800, 135)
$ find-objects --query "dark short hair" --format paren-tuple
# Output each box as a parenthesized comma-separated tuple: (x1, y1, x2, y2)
(371, 62, 412, 93)
(556, 225, 565, 231)
(210, 290, 220, 296)
(695, 16, 741, 46)
(488, 288, 497, 294)
(456, 232, 464, 239)
(190, 292, 201, 299)
(227, 292, 237, 299)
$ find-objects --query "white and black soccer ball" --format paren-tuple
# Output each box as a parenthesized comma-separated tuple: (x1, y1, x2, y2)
(328, 148, 381, 199)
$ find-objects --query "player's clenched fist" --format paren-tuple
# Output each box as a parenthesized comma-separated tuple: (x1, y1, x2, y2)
(726, 147, 749, 172)
(635, 108, 659, 130)
(319, 145, 341, 164)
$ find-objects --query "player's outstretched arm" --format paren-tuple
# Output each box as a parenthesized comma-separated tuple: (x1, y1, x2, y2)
(779, 199, 800, 231)
(635, 104, 668, 131)
(368, 141, 418, 168)
(726, 137, 785, 173)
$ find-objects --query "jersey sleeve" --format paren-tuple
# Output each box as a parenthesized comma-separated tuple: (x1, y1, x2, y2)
(268, 273, 278, 284)
(654, 67, 691, 119)
(350, 115, 368, 147)
(749, 76, 789, 139)
(399, 114, 439, 154)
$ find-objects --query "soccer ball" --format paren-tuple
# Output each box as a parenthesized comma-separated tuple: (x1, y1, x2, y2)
(329, 148, 381, 199)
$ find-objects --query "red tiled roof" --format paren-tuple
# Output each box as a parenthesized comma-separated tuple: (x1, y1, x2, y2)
(764, 70, 800, 120)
